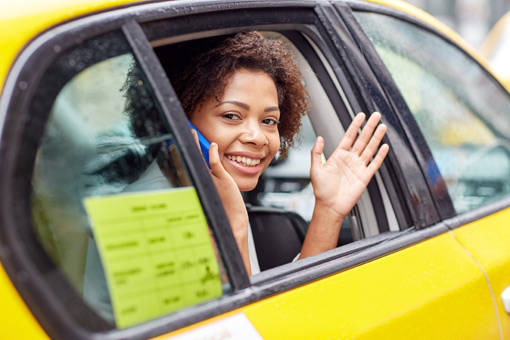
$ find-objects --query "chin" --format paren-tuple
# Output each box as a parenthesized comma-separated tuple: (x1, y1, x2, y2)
(236, 179, 259, 192)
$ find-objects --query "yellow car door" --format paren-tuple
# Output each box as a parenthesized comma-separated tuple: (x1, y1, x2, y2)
(348, 1, 510, 338)
(451, 208, 510, 336)
(160, 228, 500, 339)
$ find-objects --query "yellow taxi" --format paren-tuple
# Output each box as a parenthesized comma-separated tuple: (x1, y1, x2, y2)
(1, 0, 510, 339)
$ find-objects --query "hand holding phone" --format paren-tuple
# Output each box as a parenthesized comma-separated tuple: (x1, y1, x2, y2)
(188, 120, 211, 168)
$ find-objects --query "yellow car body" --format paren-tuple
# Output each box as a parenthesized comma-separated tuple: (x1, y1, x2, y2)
(1, 1, 510, 339)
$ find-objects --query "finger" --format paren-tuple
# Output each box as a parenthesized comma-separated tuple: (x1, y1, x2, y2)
(366, 143, 389, 176)
(338, 112, 366, 150)
(311, 136, 325, 170)
(351, 112, 382, 155)
(360, 123, 387, 164)
(208, 143, 227, 178)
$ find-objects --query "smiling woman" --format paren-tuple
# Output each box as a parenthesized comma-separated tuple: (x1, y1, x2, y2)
(133, 31, 389, 275)
(190, 69, 281, 192)
(159, 32, 308, 158)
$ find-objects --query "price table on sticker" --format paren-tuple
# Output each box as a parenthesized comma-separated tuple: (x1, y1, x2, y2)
(84, 187, 222, 328)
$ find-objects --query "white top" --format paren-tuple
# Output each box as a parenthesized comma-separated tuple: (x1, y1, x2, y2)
(247, 223, 260, 274)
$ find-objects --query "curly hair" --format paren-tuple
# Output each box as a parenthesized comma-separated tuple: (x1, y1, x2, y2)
(156, 31, 309, 157)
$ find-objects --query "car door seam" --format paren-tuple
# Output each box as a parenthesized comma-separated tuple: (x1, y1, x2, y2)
(447, 229, 504, 340)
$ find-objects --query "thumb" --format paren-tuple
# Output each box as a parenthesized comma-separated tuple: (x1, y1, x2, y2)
(208, 143, 226, 179)
(311, 136, 325, 171)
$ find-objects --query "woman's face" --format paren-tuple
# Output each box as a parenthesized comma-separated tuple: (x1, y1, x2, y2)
(190, 68, 281, 191)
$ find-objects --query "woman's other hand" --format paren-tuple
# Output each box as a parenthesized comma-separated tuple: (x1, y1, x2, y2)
(300, 112, 389, 258)
(311, 112, 388, 219)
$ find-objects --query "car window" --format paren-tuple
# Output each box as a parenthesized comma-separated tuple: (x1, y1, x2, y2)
(482, 12, 510, 83)
(354, 11, 510, 214)
(150, 28, 399, 274)
(30, 35, 230, 329)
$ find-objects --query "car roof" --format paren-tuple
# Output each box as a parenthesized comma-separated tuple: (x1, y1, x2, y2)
(0, 0, 493, 95)
(0, 0, 144, 93)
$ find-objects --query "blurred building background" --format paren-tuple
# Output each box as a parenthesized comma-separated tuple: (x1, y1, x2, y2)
(405, 0, 510, 48)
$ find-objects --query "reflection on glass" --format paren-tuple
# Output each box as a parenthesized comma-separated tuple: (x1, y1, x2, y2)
(355, 12, 510, 213)
(31, 53, 228, 328)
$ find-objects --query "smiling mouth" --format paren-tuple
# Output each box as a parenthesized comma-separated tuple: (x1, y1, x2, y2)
(226, 155, 261, 167)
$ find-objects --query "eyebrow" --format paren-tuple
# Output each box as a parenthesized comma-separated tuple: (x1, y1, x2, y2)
(215, 100, 280, 112)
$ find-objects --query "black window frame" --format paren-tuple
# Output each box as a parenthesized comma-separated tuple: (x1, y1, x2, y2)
(0, 1, 453, 339)
(117, 0, 413, 289)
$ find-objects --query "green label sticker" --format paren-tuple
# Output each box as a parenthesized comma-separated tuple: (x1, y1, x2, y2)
(84, 187, 222, 328)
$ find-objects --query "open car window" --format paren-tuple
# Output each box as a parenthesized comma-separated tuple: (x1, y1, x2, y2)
(157, 31, 400, 261)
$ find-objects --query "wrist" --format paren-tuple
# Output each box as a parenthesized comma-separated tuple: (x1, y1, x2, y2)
(301, 202, 347, 259)
(312, 199, 347, 224)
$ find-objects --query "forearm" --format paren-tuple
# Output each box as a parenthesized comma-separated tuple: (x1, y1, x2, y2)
(299, 202, 345, 259)
(230, 220, 251, 276)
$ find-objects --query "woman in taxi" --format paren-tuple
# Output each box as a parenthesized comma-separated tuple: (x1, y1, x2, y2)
(155, 31, 389, 274)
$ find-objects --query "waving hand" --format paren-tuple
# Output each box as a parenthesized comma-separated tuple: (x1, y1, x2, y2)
(300, 112, 389, 258)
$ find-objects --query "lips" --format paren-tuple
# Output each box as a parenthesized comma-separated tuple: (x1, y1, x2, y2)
(224, 152, 265, 177)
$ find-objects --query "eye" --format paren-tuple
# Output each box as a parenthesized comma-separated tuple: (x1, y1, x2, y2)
(222, 113, 241, 121)
(262, 118, 280, 126)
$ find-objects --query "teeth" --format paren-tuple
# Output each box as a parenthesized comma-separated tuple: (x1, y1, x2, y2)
(227, 155, 261, 167)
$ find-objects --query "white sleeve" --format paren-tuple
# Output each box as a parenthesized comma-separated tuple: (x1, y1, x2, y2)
(247, 223, 261, 275)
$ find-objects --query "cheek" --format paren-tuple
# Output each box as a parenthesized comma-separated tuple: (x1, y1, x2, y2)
(206, 131, 231, 156)
(268, 132, 281, 159)
(195, 124, 228, 155)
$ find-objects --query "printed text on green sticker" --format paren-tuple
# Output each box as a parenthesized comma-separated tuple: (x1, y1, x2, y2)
(84, 187, 222, 328)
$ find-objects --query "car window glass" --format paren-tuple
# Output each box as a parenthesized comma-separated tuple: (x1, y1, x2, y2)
(355, 12, 510, 214)
(31, 48, 229, 329)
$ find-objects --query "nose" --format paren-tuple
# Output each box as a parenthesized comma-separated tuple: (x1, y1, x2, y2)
(239, 120, 268, 146)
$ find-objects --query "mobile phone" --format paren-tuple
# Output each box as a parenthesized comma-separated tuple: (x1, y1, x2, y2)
(188, 120, 211, 168)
